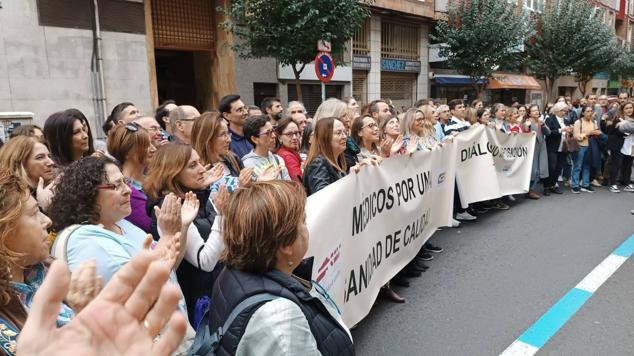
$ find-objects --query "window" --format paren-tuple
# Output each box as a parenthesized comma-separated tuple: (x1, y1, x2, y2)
(37, 0, 144, 34)
(288, 85, 344, 116)
(353, 18, 370, 56)
(151, 0, 214, 50)
(381, 21, 420, 60)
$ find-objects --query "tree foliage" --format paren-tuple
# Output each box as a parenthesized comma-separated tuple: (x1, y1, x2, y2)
(526, 0, 619, 101)
(222, 0, 371, 101)
(432, 0, 529, 97)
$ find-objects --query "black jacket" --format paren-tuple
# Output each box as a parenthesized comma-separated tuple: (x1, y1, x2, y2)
(606, 118, 626, 152)
(209, 267, 354, 356)
(148, 188, 222, 326)
(544, 115, 564, 153)
(303, 155, 347, 196)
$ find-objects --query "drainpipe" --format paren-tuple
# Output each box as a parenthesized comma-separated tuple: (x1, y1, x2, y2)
(91, 0, 107, 138)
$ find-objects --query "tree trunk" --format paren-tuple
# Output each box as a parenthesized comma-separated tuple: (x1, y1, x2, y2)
(472, 82, 486, 100)
(543, 76, 554, 106)
(292, 63, 306, 103)
(577, 76, 590, 98)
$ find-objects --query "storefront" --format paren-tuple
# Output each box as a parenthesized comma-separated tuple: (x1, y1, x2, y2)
(487, 73, 541, 105)
(380, 59, 419, 111)
(430, 75, 484, 104)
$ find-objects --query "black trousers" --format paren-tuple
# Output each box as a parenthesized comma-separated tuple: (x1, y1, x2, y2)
(546, 150, 566, 188)
(622, 155, 633, 185)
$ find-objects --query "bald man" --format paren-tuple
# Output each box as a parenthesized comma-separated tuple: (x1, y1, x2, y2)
(169, 105, 200, 144)
(135, 116, 166, 148)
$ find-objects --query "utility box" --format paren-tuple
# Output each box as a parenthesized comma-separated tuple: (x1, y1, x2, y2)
(0, 112, 35, 142)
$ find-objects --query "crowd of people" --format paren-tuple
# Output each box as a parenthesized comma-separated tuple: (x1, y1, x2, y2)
(0, 91, 632, 355)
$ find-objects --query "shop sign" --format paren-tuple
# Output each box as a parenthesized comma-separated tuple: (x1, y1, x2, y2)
(381, 58, 421, 73)
(352, 55, 371, 70)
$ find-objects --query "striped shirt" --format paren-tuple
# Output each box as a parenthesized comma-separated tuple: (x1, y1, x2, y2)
(443, 116, 471, 135)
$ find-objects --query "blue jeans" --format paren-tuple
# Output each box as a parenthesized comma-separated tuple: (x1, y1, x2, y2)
(572, 146, 590, 188)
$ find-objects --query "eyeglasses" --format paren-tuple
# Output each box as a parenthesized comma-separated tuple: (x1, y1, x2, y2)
(97, 176, 131, 192)
(146, 126, 161, 133)
(281, 131, 301, 138)
(333, 130, 347, 137)
(362, 122, 378, 129)
(217, 131, 232, 139)
(290, 110, 305, 115)
(257, 129, 275, 137)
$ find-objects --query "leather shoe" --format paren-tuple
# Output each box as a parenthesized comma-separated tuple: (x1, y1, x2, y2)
(402, 267, 422, 278)
(391, 275, 410, 288)
(380, 286, 405, 303)
(550, 187, 563, 194)
(525, 191, 540, 199)
(413, 258, 430, 270)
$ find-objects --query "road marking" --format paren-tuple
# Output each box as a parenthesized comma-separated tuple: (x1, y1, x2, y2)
(500, 234, 634, 356)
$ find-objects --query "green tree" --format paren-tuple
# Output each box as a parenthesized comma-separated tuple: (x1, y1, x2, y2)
(222, 0, 370, 102)
(432, 0, 529, 98)
(526, 0, 618, 102)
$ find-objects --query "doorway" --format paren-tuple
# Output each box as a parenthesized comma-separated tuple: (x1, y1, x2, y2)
(155, 49, 213, 111)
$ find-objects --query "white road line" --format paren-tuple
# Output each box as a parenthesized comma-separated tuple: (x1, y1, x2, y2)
(575, 254, 627, 293)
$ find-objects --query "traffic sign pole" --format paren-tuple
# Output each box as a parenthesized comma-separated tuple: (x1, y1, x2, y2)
(321, 82, 326, 103)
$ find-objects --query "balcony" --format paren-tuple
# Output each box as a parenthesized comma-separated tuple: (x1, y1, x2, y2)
(370, 0, 435, 19)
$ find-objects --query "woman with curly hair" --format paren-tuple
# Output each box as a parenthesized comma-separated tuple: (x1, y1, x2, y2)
(107, 122, 156, 232)
(43, 109, 95, 168)
(0, 172, 100, 355)
(143, 143, 229, 326)
(47, 156, 183, 283)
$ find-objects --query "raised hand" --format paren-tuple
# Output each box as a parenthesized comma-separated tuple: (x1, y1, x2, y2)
(65, 260, 102, 314)
(202, 164, 225, 187)
(17, 252, 187, 356)
(406, 136, 419, 154)
(257, 164, 282, 181)
(36, 177, 55, 212)
(379, 137, 394, 157)
(180, 191, 200, 227)
(390, 135, 404, 156)
(154, 193, 181, 237)
(238, 167, 254, 187)
(154, 232, 180, 270)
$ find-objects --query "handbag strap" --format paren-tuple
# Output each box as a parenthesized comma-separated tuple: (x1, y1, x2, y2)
(190, 293, 283, 356)
(51, 224, 82, 263)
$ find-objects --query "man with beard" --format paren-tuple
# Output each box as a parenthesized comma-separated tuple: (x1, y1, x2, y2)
(261, 97, 283, 126)
(220, 94, 252, 159)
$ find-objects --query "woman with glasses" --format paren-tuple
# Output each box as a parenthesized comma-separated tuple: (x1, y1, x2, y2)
(350, 116, 385, 159)
(275, 117, 304, 182)
(191, 112, 255, 194)
(48, 156, 196, 351)
(43, 109, 95, 169)
(303, 117, 353, 196)
(544, 102, 571, 195)
(400, 108, 427, 152)
(242, 116, 290, 181)
(525, 104, 551, 199)
(107, 123, 157, 232)
(144, 143, 229, 326)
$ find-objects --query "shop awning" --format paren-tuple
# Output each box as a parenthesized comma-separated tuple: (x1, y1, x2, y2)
(433, 74, 487, 85)
(487, 73, 541, 90)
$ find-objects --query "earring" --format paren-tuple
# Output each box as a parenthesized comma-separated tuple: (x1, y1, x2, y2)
(287, 260, 293, 267)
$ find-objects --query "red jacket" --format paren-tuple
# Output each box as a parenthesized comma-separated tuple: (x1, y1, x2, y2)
(276, 146, 303, 182)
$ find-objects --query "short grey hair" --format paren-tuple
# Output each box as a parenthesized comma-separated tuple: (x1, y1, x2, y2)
(550, 102, 569, 115)
(168, 106, 187, 132)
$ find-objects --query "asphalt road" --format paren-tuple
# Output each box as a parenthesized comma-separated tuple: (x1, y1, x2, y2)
(351, 187, 634, 356)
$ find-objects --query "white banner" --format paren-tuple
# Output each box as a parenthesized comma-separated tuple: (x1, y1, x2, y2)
(305, 142, 457, 326)
(454, 125, 535, 206)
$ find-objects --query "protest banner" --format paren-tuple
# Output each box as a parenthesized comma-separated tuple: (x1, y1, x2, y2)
(454, 125, 535, 206)
(305, 142, 457, 326)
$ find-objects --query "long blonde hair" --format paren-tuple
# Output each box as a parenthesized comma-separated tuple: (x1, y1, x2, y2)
(0, 136, 44, 187)
(0, 171, 31, 304)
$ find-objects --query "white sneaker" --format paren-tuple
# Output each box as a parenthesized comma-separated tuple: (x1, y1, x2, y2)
(624, 184, 634, 192)
(591, 179, 601, 187)
(609, 185, 621, 193)
(455, 212, 477, 221)
(557, 176, 564, 182)
(451, 218, 461, 228)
